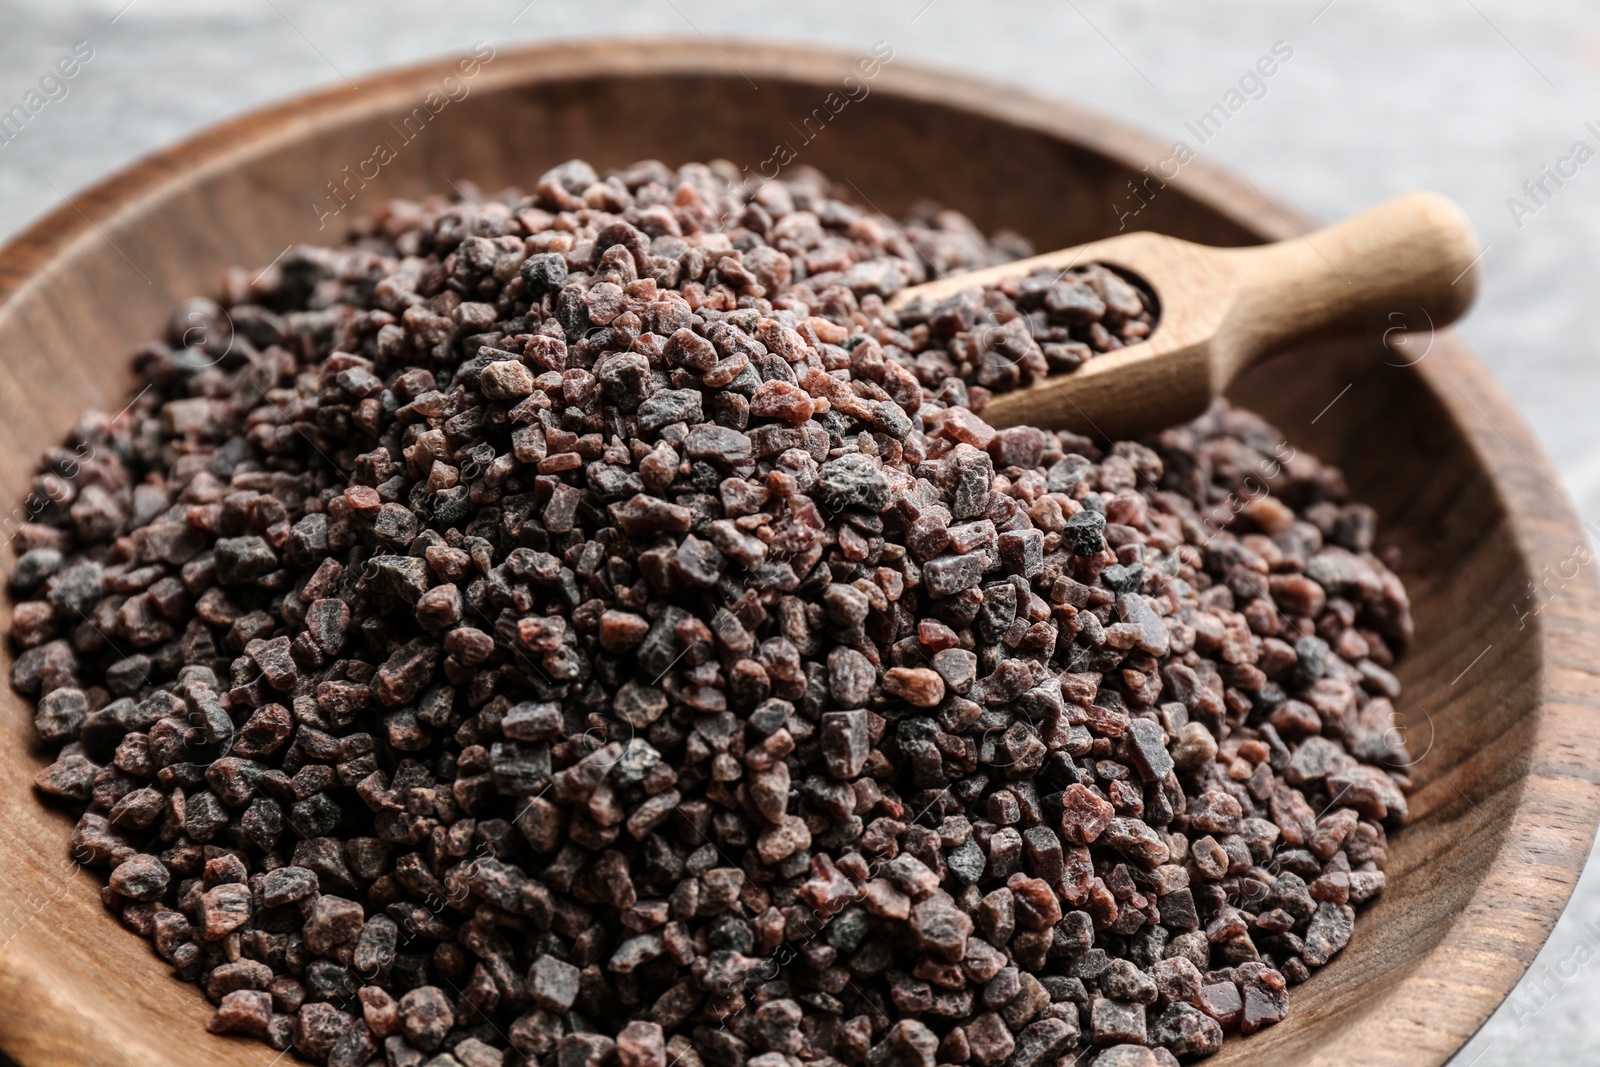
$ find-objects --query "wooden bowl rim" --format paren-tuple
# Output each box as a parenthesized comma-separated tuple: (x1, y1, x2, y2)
(0, 36, 1596, 1067)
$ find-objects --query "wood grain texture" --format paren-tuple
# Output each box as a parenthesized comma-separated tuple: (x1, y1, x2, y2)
(892, 191, 1482, 439)
(0, 38, 1594, 1067)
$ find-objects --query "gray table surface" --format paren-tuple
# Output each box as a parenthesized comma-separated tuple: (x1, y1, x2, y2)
(1, 0, 1596, 1062)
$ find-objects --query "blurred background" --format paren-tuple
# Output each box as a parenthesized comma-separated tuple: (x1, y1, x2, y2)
(1, 1, 1597, 1062)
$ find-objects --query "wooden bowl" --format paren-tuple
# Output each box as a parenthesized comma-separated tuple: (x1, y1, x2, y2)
(0, 39, 1596, 1067)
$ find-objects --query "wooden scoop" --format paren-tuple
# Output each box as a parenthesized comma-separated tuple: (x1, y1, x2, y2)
(888, 192, 1481, 439)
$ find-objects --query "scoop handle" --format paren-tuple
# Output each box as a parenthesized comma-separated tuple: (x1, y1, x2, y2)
(1214, 192, 1481, 376)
